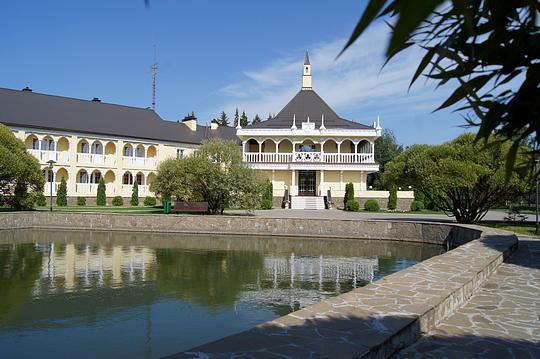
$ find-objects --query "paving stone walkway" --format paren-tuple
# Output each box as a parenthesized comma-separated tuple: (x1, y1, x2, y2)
(395, 237, 540, 359)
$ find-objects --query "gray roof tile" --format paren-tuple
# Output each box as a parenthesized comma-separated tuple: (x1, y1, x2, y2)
(0, 87, 238, 144)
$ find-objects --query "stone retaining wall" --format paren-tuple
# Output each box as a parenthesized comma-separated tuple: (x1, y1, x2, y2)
(0, 211, 480, 246)
(0, 212, 517, 358)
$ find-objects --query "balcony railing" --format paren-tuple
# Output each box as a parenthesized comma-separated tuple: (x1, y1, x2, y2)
(121, 184, 149, 197)
(77, 153, 116, 166)
(28, 149, 69, 163)
(122, 157, 157, 169)
(75, 183, 115, 196)
(243, 152, 375, 164)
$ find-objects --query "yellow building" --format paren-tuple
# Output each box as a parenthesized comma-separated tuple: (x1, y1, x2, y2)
(0, 87, 236, 204)
(237, 53, 413, 209)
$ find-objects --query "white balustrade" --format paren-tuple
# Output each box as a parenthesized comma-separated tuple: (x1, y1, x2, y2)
(243, 151, 374, 164)
(77, 153, 116, 166)
(122, 184, 149, 196)
(76, 183, 98, 196)
(43, 182, 60, 196)
(122, 157, 157, 169)
(28, 149, 69, 163)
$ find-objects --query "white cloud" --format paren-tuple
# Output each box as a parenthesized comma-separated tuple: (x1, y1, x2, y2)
(211, 21, 458, 143)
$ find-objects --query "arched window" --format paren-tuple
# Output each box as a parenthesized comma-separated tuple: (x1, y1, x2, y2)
(123, 145, 133, 157)
(135, 145, 145, 158)
(136, 173, 143, 185)
(32, 138, 39, 150)
(43, 169, 54, 183)
(91, 142, 103, 155)
(90, 171, 101, 184)
(80, 141, 89, 153)
(123, 172, 133, 185)
(79, 170, 89, 183)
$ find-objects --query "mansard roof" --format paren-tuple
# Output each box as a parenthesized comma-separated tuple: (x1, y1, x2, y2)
(246, 89, 373, 130)
(0, 87, 238, 144)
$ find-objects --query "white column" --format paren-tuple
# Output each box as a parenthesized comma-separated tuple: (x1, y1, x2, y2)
(337, 141, 342, 163)
(320, 170, 325, 196)
(339, 170, 344, 191)
(320, 141, 325, 162)
(360, 172, 367, 191)
(353, 141, 358, 163)
(242, 141, 247, 161)
(258, 141, 263, 162)
(271, 170, 276, 195)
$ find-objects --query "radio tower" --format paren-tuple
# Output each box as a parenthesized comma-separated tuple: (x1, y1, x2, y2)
(151, 45, 158, 110)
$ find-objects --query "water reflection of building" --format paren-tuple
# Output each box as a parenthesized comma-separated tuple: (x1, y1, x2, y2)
(239, 253, 378, 311)
(33, 243, 156, 295)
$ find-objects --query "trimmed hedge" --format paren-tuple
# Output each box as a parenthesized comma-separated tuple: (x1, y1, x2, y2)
(364, 199, 380, 212)
(410, 200, 424, 211)
(112, 196, 124, 206)
(143, 196, 156, 206)
(77, 196, 86, 206)
(345, 199, 360, 212)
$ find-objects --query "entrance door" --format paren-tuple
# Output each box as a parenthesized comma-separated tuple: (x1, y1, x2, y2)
(298, 170, 316, 196)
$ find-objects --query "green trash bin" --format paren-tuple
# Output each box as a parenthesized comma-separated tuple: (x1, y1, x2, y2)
(163, 200, 172, 214)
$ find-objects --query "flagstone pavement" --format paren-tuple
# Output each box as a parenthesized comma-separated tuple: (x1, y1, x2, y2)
(394, 237, 540, 359)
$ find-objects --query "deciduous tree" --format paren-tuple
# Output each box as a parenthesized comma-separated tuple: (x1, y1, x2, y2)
(0, 124, 43, 209)
(384, 134, 530, 223)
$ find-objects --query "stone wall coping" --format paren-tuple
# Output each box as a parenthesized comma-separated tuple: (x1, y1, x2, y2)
(0, 212, 518, 358)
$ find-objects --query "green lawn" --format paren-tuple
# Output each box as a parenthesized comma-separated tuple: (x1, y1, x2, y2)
(479, 221, 539, 237)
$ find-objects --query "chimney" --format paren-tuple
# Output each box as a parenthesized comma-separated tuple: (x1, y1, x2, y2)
(22, 86, 32, 92)
(210, 119, 219, 130)
(182, 114, 197, 131)
(91, 97, 101, 102)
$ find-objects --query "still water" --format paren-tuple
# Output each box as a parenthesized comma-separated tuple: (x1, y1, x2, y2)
(0, 229, 443, 358)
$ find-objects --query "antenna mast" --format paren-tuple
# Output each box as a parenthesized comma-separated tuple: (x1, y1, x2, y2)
(151, 45, 158, 110)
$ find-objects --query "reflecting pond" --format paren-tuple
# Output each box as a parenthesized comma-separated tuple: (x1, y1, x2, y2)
(0, 229, 444, 358)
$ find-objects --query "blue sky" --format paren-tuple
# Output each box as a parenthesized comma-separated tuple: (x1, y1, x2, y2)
(1, 0, 469, 146)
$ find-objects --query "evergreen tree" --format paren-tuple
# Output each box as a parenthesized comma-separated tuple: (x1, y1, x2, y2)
(96, 177, 106, 206)
(267, 113, 273, 121)
(240, 110, 249, 127)
(234, 108, 239, 127)
(388, 185, 397, 210)
(56, 178, 67, 206)
(252, 114, 262, 124)
(131, 181, 139, 206)
(344, 182, 354, 205)
(218, 111, 229, 126)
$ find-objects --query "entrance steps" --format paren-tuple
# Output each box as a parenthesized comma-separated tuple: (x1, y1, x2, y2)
(290, 196, 325, 210)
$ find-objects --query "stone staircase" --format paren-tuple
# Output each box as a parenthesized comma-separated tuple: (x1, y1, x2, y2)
(290, 196, 325, 210)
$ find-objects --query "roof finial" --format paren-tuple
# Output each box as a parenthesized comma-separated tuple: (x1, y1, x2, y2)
(376, 115, 382, 130)
(302, 51, 312, 90)
(236, 114, 242, 129)
(307, 116, 310, 123)
(320, 114, 326, 130)
(304, 50, 310, 65)
(291, 114, 297, 130)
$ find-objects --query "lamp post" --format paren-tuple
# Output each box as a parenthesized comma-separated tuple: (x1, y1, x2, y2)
(46, 159, 56, 212)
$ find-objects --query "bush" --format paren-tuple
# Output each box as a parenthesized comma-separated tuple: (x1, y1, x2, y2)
(35, 192, 47, 207)
(143, 196, 156, 206)
(56, 178, 68, 206)
(77, 196, 86, 206)
(388, 185, 397, 210)
(96, 178, 106, 206)
(345, 199, 360, 212)
(112, 196, 123, 206)
(364, 199, 380, 212)
(410, 200, 424, 211)
(344, 182, 354, 206)
(260, 199, 273, 210)
(131, 182, 139, 206)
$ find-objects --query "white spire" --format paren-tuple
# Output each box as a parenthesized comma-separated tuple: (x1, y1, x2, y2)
(302, 51, 312, 90)
(376, 115, 382, 130)
(236, 116, 242, 129)
(291, 114, 297, 130)
(320, 114, 326, 130)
